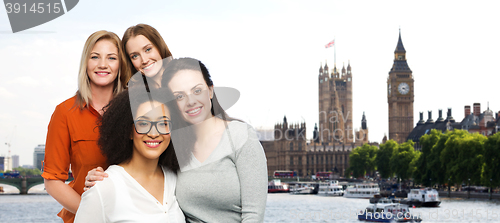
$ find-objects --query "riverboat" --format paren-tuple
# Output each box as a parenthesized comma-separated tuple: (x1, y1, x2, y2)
(317, 180, 344, 196)
(344, 183, 380, 198)
(399, 188, 441, 207)
(358, 199, 422, 222)
(268, 179, 289, 193)
(289, 182, 319, 194)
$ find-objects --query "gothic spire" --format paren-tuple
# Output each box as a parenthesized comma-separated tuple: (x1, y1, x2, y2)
(362, 111, 367, 130)
(395, 29, 406, 53)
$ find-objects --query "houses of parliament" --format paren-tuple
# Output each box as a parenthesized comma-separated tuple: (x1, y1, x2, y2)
(261, 31, 414, 177)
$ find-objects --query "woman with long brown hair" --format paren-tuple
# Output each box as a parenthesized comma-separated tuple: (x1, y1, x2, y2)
(122, 23, 173, 86)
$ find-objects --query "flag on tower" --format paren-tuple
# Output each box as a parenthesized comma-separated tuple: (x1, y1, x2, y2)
(325, 39, 335, 48)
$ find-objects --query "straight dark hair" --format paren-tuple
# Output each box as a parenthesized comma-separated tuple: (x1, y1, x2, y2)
(160, 58, 237, 167)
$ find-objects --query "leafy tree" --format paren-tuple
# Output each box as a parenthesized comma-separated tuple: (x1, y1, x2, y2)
(427, 130, 447, 187)
(458, 133, 486, 185)
(12, 167, 42, 176)
(413, 129, 442, 186)
(376, 140, 397, 179)
(482, 132, 500, 188)
(348, 143, 377, 178)
(348, 150, 363, 178)
(408, 150, 421, 182)
(441, 130, 467, 186)
(390, 140, 417, 182)
(441, 130, 485, 187)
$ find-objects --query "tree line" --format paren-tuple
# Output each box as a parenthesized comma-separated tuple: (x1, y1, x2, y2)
(347, 130, 500, 189)
(0, 167, 42, 176)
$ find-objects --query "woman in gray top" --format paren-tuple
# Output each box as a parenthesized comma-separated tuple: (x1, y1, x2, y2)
(161, 58, 268, 222)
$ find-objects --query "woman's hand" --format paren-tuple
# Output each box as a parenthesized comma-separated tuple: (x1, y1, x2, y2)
(83, 167, 108, 192)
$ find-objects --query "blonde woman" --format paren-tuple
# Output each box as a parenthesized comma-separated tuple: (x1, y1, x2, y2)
(42, 30, 130, 223)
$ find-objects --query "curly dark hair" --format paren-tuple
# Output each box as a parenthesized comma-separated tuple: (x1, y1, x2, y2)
(98, 86, 179, 172)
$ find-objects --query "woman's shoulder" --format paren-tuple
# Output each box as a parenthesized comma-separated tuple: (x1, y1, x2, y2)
(225, 121, 259, 148)
(104, 165, 123, 175)
(89, 165, 122, 192)
(97, 165, 122, 183)
(53, 95, 78, 113)
(81, 166, 120, 211)
(227, 120, 255, 132)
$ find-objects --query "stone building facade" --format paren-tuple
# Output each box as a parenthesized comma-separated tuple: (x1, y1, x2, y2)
(263, 57, 372, 178)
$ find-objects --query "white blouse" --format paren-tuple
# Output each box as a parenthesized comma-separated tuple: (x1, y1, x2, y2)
(75, 165, 185, 223)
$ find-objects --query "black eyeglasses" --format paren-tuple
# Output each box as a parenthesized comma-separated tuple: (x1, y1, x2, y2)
(133, 120, 172, 135)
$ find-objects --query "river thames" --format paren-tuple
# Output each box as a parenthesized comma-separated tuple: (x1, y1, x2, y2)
(1, 185, 500, 222)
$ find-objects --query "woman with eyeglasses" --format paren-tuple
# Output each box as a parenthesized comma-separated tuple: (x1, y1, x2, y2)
(74, 85, 185, 223)
(42, 30, 130, 223)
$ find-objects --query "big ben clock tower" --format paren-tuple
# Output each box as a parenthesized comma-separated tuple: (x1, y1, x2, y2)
(387, 30, 414, 144)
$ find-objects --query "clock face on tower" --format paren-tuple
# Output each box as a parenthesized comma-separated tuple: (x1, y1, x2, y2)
(388, 84, 391, 96)
(398, 82, 409, 95)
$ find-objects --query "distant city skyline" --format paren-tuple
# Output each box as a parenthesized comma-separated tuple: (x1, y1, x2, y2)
(1, 1, 499, 165)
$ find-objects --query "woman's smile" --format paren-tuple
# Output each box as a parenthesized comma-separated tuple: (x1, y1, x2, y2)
(144, 139, 163, 148)
(186, 106, 203, 116)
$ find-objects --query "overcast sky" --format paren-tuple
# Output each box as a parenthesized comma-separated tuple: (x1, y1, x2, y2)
(0, 0, 499, 166)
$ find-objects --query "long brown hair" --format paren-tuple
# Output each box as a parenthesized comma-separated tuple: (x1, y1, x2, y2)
(122, 24, 173, 75)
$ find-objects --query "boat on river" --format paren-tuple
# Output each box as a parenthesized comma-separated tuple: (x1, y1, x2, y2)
(289, 182, 319, 194)
(268, 179, 289, 193)
(344, 182, 380, 198)
(317, 180, 344, 196)
(358, 198, 422, 222)
(399, 188, 440, 207)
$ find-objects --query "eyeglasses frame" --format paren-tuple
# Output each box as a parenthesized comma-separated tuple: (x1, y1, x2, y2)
(133, 119, 172, 135)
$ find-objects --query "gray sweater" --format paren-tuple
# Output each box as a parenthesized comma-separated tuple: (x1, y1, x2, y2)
(175, 121, 268, 222)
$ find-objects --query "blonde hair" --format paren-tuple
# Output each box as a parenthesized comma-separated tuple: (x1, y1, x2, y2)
(76, 30, 131, 109)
